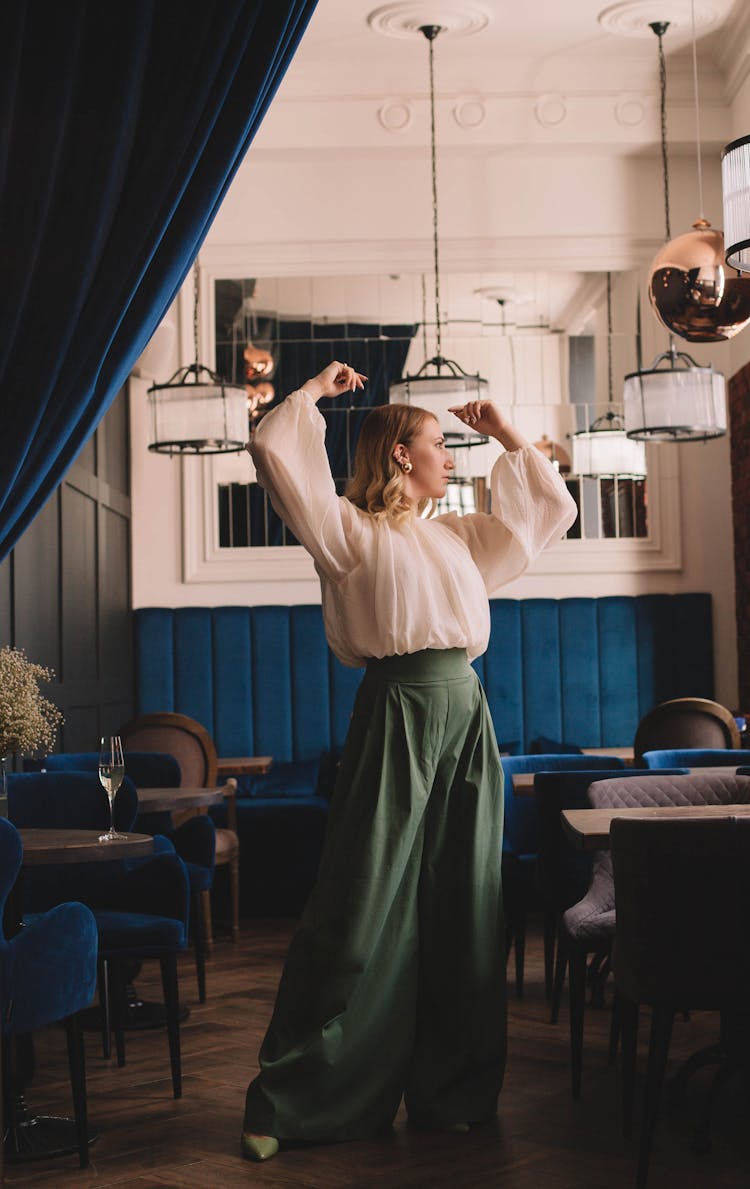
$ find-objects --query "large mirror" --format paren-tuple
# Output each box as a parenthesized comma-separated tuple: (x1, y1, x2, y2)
(212, 271, 649, 547)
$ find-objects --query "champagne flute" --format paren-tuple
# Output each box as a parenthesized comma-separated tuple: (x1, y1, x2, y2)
(98, 735, 125, 841)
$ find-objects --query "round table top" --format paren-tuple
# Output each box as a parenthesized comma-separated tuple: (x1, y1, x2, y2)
(137, 786, 226, 814)
(18, 828, 155, 866)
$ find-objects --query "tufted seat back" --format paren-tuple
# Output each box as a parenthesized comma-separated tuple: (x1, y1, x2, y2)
(134, 594, 714, 763)
(587, 771, 750, 809)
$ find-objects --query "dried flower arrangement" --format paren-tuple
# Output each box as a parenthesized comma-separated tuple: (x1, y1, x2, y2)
(0, 646, 64, 758)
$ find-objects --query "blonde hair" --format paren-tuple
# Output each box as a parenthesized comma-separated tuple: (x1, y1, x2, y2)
(345, 403, 436, 523)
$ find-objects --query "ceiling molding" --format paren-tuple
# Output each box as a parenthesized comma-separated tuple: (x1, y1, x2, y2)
(715, 2, 750, 103)
(200, 236, 661, 278)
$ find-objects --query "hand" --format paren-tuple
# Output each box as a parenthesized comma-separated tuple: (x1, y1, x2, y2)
(448, 400, 506, 437)
(303, 361, 367, 401)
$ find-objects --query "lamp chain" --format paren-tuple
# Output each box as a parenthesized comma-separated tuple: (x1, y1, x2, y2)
(606, 271, 613, 405)
(421, 25, 443, 364)
(192, 262, 200, 371)
(650, 21, 671, 242)
(690, 0, 705, 220)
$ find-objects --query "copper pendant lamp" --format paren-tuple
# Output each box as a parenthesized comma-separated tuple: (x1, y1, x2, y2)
(647, 15, 750, 342)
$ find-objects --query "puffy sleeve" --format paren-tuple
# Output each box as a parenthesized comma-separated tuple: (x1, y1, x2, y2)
(247, 390, 360, 581)
(436, 445, 578, 593)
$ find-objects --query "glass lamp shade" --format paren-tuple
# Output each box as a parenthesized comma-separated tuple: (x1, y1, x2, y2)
(148, 367, 248, 454)
(571, 429, 646, 478)
(389, 371, 489, 440)
(722, 135, 750, 273)
(445, 434, 497, 479)
(648, 221, 750, 342)
(623, 361, 726, 442)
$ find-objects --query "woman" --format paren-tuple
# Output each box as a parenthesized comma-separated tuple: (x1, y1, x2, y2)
(242, 360, 577, 1161)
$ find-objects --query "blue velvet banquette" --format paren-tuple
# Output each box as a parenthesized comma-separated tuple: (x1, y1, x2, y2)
(134, 594, 713, 915)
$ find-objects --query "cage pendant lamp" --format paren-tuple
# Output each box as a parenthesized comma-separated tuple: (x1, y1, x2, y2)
(147, 264, 247, 455)
(624, 19, 726, 443)
(572, 274, 646, 479)
(388, 24, 488, 454)
(624, 345, 726, 442)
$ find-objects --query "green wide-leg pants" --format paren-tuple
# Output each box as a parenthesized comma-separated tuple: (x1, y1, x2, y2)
(243, 648, 506, 1142)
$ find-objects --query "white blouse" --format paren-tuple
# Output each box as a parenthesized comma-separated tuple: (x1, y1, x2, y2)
(248, 390, 578, 667)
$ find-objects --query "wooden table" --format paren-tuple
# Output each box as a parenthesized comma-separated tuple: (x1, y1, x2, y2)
(581, 746, 634, 764)
(18, 828, 154, 866)
(511, 770, 632, 795)
(137, 786, 227, 815)
(216, 755, 273, 779)
(562, 804, 750, 851)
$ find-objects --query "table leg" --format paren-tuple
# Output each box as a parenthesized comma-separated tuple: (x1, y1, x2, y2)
(2, 1033, 98, 1164)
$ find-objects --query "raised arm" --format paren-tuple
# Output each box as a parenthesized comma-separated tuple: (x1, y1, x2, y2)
(247, 362, 367, 580)
(437, 399, 578, 592)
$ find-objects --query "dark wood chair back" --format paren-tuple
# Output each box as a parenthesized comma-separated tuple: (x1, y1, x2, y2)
(120, 712, 218, 789)
(633, 697, 740, 764)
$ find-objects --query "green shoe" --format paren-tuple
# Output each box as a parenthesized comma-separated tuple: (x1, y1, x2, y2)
(444, 1123, 470, 1135)
(241, 1132, 280, 1162)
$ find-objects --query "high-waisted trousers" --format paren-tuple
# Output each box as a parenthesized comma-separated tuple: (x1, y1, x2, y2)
(243, 647, 506, 1142)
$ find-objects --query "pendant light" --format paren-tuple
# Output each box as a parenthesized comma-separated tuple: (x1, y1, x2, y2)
(722, 135, 750, 272)
(147, 263, 248, 455)
(624, 19, 726, 443)
(623, 345, 726, 441)
(647, 7, 750, 342)
(389, 24, 489, 460)
(572, 273, 646, 478)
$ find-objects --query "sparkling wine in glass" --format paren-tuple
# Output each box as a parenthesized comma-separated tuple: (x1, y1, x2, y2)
(98, 736, 125, 841)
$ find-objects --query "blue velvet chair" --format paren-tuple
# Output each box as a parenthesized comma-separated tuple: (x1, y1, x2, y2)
(37, 750, 215, 1003)
(642, 748, 750, 769)
(0, 817, 98, 1168)
(500, 753, 626, 997)
(7, 772, 190, 1098)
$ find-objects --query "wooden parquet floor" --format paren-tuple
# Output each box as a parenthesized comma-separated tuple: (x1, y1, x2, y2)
(6, 915, 750, 1188)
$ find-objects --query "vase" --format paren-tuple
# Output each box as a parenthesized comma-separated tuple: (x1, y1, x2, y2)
(0, 755, 8, 818)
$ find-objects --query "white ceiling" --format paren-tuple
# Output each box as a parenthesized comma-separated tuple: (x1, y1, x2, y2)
(203, 0, 750, 335)
(279, 0, 743, 103)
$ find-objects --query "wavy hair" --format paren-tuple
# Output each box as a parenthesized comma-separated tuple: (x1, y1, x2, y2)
(345, 403, 435, 523)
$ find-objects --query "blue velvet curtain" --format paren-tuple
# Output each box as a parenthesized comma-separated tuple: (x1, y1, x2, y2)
(0, 0, 318, 561)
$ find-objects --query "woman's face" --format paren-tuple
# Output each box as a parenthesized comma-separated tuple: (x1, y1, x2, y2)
(399, 415, 454, 501)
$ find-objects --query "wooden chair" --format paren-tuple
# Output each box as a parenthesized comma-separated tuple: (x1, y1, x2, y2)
(120, 713, 240, 947)
(633, 697, 740, 764)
